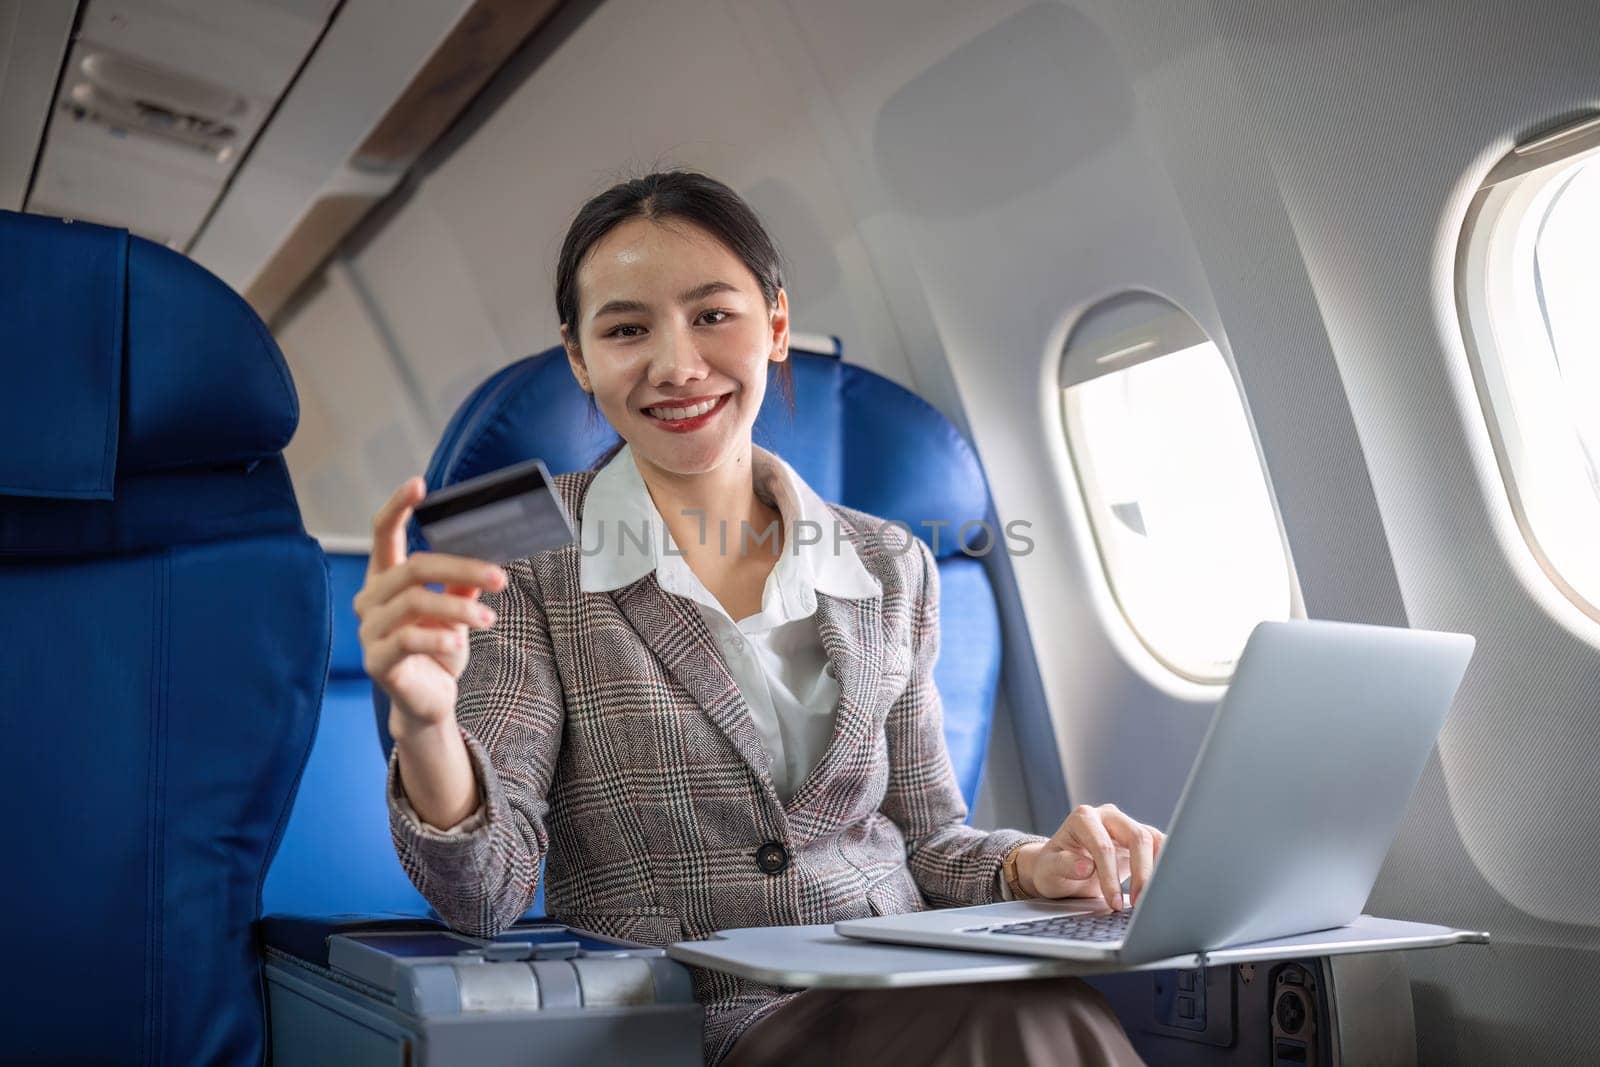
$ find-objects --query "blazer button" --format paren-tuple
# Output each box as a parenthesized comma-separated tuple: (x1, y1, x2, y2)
(755, 841, 789, 876)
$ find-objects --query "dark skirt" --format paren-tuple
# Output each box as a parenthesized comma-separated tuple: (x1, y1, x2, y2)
(720, 976, 1146, 1067)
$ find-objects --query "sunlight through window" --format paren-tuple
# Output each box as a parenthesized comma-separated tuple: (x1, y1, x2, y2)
(1060, 295, 1294, 682)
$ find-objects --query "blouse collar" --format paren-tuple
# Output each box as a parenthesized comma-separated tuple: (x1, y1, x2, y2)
(578, 442, 881, 625)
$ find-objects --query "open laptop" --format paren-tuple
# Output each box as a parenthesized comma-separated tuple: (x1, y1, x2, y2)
(836, 619, 1475, 964)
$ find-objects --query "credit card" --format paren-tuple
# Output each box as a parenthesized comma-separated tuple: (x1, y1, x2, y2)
(413, 458, 577, 565)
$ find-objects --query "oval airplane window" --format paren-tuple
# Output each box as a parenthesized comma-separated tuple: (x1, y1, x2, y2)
(1458, 114, 1600, 624)
(1059, 291, 1295, 682)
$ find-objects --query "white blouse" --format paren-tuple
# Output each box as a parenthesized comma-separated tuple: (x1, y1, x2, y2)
(578, 443, 883, 801)
(402, 444, 1020, 899)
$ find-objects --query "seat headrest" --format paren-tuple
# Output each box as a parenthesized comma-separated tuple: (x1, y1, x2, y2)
(419, 345, 992, 559)
(0, 211, 305, 559)
(0, 210, 298, 500)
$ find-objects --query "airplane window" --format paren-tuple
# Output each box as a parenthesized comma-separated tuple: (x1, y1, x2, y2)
(1059, 292, 1295, 682)
(1458, 114, 1600, 622)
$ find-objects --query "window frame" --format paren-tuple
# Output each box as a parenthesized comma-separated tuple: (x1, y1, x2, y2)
(1057, 290, 1300, 685)
(1455, 112, 1600, 626)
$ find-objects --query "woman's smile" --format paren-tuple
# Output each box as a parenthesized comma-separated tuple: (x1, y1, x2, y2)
(642, 391, 733, 433)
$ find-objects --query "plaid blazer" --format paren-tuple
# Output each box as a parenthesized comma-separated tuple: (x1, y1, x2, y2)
(387, 469, 1037, 1063)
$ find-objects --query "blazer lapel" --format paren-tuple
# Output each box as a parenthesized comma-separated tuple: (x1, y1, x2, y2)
(609, 572, 780, 792)
(784, 589, 897, 812)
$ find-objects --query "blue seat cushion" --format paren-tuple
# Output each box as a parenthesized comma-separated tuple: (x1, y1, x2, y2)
(264, 678, 434, 917)
(266, 553, 434, 918)
(1, 534, 325, 1063)
(935, 557, 1002, 803)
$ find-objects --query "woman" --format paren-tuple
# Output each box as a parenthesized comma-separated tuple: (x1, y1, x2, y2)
(355, 171, 1161, 1065)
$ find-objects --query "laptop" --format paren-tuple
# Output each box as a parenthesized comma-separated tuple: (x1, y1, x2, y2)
(836, 619, 1475, 964)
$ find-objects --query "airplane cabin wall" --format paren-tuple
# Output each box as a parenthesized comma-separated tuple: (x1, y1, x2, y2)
(1190, 3, 1600, 1062)
(273, 0, 921, 537)
(270, 1, 1600, 1060)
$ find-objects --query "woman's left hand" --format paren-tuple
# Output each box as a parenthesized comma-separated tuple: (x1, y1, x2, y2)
(1015, 803, 1166, 911)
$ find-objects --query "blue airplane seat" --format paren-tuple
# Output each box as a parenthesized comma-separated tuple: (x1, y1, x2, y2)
(0, 210, 328, 1064)
(262, 550, 434, 917)
(377, 340, 1002, 810)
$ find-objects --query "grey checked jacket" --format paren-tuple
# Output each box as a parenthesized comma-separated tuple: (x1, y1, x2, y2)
(387, 469, 1040, 1063)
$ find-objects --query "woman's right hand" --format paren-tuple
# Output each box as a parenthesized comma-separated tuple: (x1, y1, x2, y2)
(354, 477, 508, 739)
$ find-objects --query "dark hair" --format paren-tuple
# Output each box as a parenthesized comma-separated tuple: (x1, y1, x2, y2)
(554, 170, 796, 469)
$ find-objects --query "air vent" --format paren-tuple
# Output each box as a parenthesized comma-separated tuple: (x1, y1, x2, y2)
(61, 50, 247, 160)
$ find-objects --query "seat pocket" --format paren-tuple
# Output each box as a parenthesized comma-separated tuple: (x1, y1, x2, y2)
(864, 866, 927, 917)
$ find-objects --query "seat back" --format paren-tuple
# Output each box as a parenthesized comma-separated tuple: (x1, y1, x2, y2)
(263, 550, 433, 917)
(0, 210, 328, 1064)
(382, 342, 1002, 805)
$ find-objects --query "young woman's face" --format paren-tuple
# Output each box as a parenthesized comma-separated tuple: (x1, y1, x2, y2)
(565, 216, 788, 477)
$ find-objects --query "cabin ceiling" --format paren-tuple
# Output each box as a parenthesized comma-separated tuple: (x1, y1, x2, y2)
(16, 0, 338, 246)
(4, 0, 558, 318)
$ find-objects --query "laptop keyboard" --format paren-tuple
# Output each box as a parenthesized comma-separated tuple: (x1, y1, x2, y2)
(981, 909, 1133, 943)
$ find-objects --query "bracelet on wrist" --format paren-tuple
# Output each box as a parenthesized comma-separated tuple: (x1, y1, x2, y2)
(1001, 842, 1030, 899)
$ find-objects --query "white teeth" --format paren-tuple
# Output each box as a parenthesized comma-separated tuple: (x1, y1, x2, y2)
(648, 397, 719, 421)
